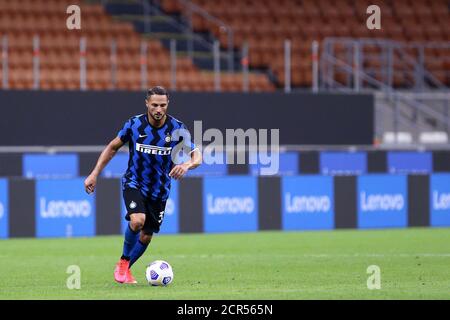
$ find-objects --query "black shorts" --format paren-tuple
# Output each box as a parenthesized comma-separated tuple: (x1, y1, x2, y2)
(123, 188, 167, 235)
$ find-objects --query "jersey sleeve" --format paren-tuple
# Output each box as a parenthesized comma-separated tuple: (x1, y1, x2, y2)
(117, 118, 132, 143)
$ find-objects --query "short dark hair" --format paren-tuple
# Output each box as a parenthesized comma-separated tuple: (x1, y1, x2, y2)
(146, 86, 169, 100)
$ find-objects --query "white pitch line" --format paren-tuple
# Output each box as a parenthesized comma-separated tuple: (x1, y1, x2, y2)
(167, 253, 450, 259)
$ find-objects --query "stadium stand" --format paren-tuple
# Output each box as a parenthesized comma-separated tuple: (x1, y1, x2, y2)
(0, 0, 448, 91)
(160, 0, 450, 88)
(0, 0, 274, 91)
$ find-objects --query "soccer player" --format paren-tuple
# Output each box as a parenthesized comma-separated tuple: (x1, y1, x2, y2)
(84, 86, 202, 284)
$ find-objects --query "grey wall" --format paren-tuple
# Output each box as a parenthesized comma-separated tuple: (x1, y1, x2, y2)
(0, 90, 374, 146)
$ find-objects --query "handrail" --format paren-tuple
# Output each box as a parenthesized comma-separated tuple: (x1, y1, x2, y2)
(174, 0, 235, 71)
(143, 0, 214, 53)
(321, 50, 450, 128)
(178, 0, 229, 29)
(320, 42, 450, 145)
(375, 93, 430, 133)
(322, 37, 450, 92)
(407, 42, 450, 90)
(100, 0, 238, 71)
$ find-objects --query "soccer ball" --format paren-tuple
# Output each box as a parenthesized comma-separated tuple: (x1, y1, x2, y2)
(145, 260, 174, 286)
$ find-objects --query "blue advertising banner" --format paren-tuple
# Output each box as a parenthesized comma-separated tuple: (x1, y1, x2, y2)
(36, 179, 95, 237)
(120, 181, 179, 234)
(357, 175, 407, 229)
(0, 179, 8, 239)
(162, 180, 179, 233)
(102, 153, 128, 178)
(430, 174, 450, 227)
(250, 152, 298, 176)
(23, 154, 79, 179)
(320, 152, 367, 175)
(187, 152, 227, 176)
(204, 177, 258, 232)
(387, 152, 432, 174)
(282, 176, 334, 230)
(120, 186, 127, 234)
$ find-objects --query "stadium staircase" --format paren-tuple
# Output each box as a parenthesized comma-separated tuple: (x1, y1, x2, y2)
(88, 0, 274, 90)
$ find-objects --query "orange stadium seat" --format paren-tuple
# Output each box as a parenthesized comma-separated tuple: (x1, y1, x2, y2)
(1, 0, 448, 90)
(0, 0, 230, 91)
(179, 0, 449, 88)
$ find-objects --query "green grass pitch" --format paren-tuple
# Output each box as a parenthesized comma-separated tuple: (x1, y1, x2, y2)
(0, 228, 449, 299)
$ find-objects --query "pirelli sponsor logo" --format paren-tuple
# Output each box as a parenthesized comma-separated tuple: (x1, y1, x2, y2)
(136, 143, 172, 155)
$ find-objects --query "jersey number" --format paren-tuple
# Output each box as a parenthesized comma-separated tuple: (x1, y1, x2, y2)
(158, 211, 165, 223)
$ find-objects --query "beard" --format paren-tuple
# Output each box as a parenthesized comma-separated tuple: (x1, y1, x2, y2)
(152, 113, 164, 120)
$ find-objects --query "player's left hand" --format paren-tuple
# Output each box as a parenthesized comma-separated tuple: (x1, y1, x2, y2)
(169, 163, 189, 180)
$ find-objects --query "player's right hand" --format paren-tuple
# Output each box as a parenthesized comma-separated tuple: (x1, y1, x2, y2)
(84, 174, 97, 194)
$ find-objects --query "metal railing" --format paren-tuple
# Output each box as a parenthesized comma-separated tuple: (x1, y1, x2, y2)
(97, 0, 233, 70)
(319, 37, 450, 145)
(143, 0, 215, 53)
(0, 34, 252, 92)
(320, 38, 450, 92)
(1, 35, 7, 89)
(142, 0, 236, 72)
(174, 0, 235, 72)
(99, 0, 242, 77)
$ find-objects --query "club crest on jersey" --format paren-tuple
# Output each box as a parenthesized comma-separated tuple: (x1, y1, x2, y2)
(136, 143, 172, 155)
(165, 134, 171, 143)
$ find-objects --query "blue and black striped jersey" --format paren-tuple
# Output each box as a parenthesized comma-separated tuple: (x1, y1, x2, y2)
(118, 113, 196, 201)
